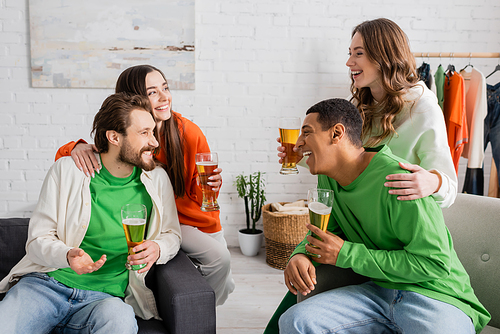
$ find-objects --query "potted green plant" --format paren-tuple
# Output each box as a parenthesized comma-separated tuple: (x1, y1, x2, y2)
(234, 171, 266, 256)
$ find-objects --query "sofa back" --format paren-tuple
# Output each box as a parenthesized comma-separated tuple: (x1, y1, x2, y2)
(0, 218, 29, 300)
(442, 193, 500, 329)
(0, 218, 29, 281)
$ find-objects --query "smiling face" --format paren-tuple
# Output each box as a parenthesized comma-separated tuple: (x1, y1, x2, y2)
(346, 32, 384, 100)
(118, 108, 159, 171)
(145, 70, 172, 122)
(295, 113, 335, 176)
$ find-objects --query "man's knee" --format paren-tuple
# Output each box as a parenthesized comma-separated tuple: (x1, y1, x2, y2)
(95, 297, 135, 318)
(93, 298, 137, 332)
(278, 304, 302, 333)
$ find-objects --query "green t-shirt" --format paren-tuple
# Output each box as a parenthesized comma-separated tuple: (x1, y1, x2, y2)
(434, 64, 446, 110)
(49, 163, 153, 297)
(291, 145, 490, 333)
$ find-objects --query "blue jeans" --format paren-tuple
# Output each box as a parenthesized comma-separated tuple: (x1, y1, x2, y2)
(0, 272, 138, 334)
(279, 281, 474, 334)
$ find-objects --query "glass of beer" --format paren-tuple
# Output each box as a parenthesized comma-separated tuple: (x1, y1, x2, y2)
(121, 203, 147, 271)
(195, 152, 220, 212)
(306, 188, 334, 257)
(279, 117, 301, 175)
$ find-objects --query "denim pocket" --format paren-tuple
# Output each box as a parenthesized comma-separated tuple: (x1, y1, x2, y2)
(22, 272, 50, 281)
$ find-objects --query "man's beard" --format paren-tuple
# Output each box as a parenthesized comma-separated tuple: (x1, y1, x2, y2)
(118, 139, 156, 172)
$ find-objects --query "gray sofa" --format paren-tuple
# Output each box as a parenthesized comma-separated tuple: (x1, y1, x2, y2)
(0, 217, 216, 334)
(298, 193, 500, 333)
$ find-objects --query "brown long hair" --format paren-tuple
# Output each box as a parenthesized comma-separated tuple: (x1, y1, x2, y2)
(116, 65, 185, 197)
(350, 18, 419, 147)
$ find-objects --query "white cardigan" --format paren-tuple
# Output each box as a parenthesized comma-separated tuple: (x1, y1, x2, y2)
(371, 81, 458, 208)
(0, 156, 182, 320)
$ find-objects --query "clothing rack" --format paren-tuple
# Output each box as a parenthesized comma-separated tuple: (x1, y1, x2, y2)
(413, 52, 500, 58)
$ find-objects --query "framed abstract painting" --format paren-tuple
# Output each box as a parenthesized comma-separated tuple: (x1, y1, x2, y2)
(29, 0, 195, 89)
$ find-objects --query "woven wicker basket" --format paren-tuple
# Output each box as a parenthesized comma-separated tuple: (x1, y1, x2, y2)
(262, 202, 309, 270)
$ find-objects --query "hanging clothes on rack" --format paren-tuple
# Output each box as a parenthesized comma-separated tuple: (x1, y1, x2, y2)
(484, 81, 500, 198)
(461, 68, 488, 195)
(417, 62, 433, 90)
(486, 64, 500, 79)
(412, 52, 500, 192)
(443, 69, 468, 174)
(434, 65, 446, 111)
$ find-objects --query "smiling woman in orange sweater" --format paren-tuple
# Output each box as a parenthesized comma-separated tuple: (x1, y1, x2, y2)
(56, 65, 235, 306)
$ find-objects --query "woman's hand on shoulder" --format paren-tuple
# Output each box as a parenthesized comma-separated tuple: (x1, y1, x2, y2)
(71, 143, 100, 177)
(384, 162, 441, 201)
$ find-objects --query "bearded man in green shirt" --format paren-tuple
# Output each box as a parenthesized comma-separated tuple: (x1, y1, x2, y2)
(278, 98, 489, 334)
(0, 93, 181, 333)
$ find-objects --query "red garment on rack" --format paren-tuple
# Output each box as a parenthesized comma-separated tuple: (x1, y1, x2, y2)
(443, 71, 468, 174)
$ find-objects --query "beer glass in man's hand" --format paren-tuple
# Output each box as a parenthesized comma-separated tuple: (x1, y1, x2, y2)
(306, 188, 334, 257)
(121, 203, 147, 271)
(279, 117, 301, 175)
(195, 152, 220, 212)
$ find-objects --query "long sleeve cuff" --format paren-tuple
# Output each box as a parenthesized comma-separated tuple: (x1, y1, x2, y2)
(430, 169, 457, 208)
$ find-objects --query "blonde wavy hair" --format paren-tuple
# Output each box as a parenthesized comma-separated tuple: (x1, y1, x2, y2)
(349, 18, 419, 147)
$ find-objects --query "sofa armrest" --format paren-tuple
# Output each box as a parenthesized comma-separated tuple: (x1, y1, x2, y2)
(153, 250, 216, 334)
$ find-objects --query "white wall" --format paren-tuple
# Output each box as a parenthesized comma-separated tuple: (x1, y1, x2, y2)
(1, 0, 500, 246)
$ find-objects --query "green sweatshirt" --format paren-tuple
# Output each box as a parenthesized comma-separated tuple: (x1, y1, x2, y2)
(292, 145, 490, 333)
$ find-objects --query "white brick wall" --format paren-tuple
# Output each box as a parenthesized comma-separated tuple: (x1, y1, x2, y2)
(1, 0, 500, 246)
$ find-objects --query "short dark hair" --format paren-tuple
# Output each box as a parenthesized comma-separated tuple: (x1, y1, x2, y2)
(306, 98, 363, 148)
(91, 93, 152, 153)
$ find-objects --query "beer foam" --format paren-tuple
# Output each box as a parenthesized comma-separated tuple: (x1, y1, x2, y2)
(122, 218, 146, 226)
(195, 162, 217, 166)
(308, 201, 332, 215)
